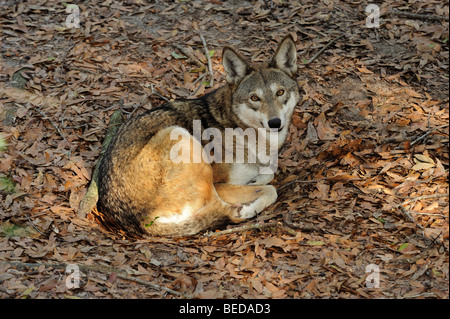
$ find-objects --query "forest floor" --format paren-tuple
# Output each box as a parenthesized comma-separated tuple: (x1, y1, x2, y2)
(0, 0, 449, 299)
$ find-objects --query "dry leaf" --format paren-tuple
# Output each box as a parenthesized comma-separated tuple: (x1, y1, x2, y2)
(411, 162, 435, 171)
(414, 154, 434, 164)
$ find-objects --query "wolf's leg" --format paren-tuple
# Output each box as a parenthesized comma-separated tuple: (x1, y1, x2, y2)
(248, 173, 274, 185)
(214, 183, 277, 221)
(221, 163, 274, 185)
(142, 127, 267, 236)
(152, 182, 278, 235)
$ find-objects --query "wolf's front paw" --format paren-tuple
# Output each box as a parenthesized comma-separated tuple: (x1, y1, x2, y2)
(233, 185, 277, 220)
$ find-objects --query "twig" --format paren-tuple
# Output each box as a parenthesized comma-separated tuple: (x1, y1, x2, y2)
(150, 84, 170, 102)
(388, 250, 430, 264)
(115, 273, 192, 298)
(282, 212, 322, 232)
(405, 292, 438, 298)
(395, 193, 449, 228)
(65, 65, 99, 74)
(0, 260, 190, 298)
(399, 204, 418, 225)
(381, 123, 449, 148)
(375, 193, 448, 233)
(391, 9, 449, 22)
(199, 33, 214, 87)
(304, 34, 345, 65)
(128, 85, 165, 117)
(380, 135, 408, 145)
(428, 231, 444, 248)
(278, 175, 360, 192)
(278, 178, 323, 191)
(129, 95, 150, 117)
(25, 213, 46, 236)
(402, 193, 449, 206)
(206, 221, 278, 237)
(409, 123, 449, 147)
(410, 212, 448, 218)
(171, 44, 205, 69)
(189, 73, 207, 97)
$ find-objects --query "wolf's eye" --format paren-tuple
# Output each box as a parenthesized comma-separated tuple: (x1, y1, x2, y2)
(276, 89, 285, 96)
(250, 95, 260, 102)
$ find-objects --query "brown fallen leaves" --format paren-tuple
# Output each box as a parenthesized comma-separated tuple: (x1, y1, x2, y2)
(1, 0, 449, 299)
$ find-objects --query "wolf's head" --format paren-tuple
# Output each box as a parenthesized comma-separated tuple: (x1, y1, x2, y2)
(222, 35, 300, 132)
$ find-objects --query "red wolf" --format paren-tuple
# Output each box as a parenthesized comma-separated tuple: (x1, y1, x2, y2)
(97, 35, 300, 237)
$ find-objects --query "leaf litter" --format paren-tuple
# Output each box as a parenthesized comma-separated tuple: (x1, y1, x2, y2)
(0, 0, 448, 299)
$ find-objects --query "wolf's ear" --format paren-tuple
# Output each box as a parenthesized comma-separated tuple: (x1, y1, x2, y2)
(222, 47, 250, 85)
(271, 35, 297, 76)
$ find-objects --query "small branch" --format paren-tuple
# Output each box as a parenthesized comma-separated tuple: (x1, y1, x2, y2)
(189, 73, 207, 97)
(388, 250, 430, 264)
(278, 175, 360, 192)
(304, 34, 345, 65)
(25, 213, 46, 236)
(171, 44, 205, 69)
(278, 178, 323, 191)
(199, 33, 214, 87)
(128, 84, 167, 117)
(0, 260, 190, 298)
(149, 84, 170, 102)
(128, 95, 150, 117)
(391, 9, 449, 22)
(115, 273, 192, 298)
(409, 123, 449, 147)
(380, 135, 408, 144)
(393, 193, 449, 227)
(206, 221, 278, 237)
(410, 212, 448, 218)
(380, 123, 449, 148)
(399, 204, 418, 224)
(282, 212, 322, 232)
(66, 65, 99, 74)
(402, 193, 449, 206)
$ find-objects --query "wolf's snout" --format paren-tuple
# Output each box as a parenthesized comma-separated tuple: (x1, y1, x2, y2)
(268, 118, 282, 129)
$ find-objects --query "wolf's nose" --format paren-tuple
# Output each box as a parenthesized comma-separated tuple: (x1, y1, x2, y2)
(268, 118, 281, 129)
